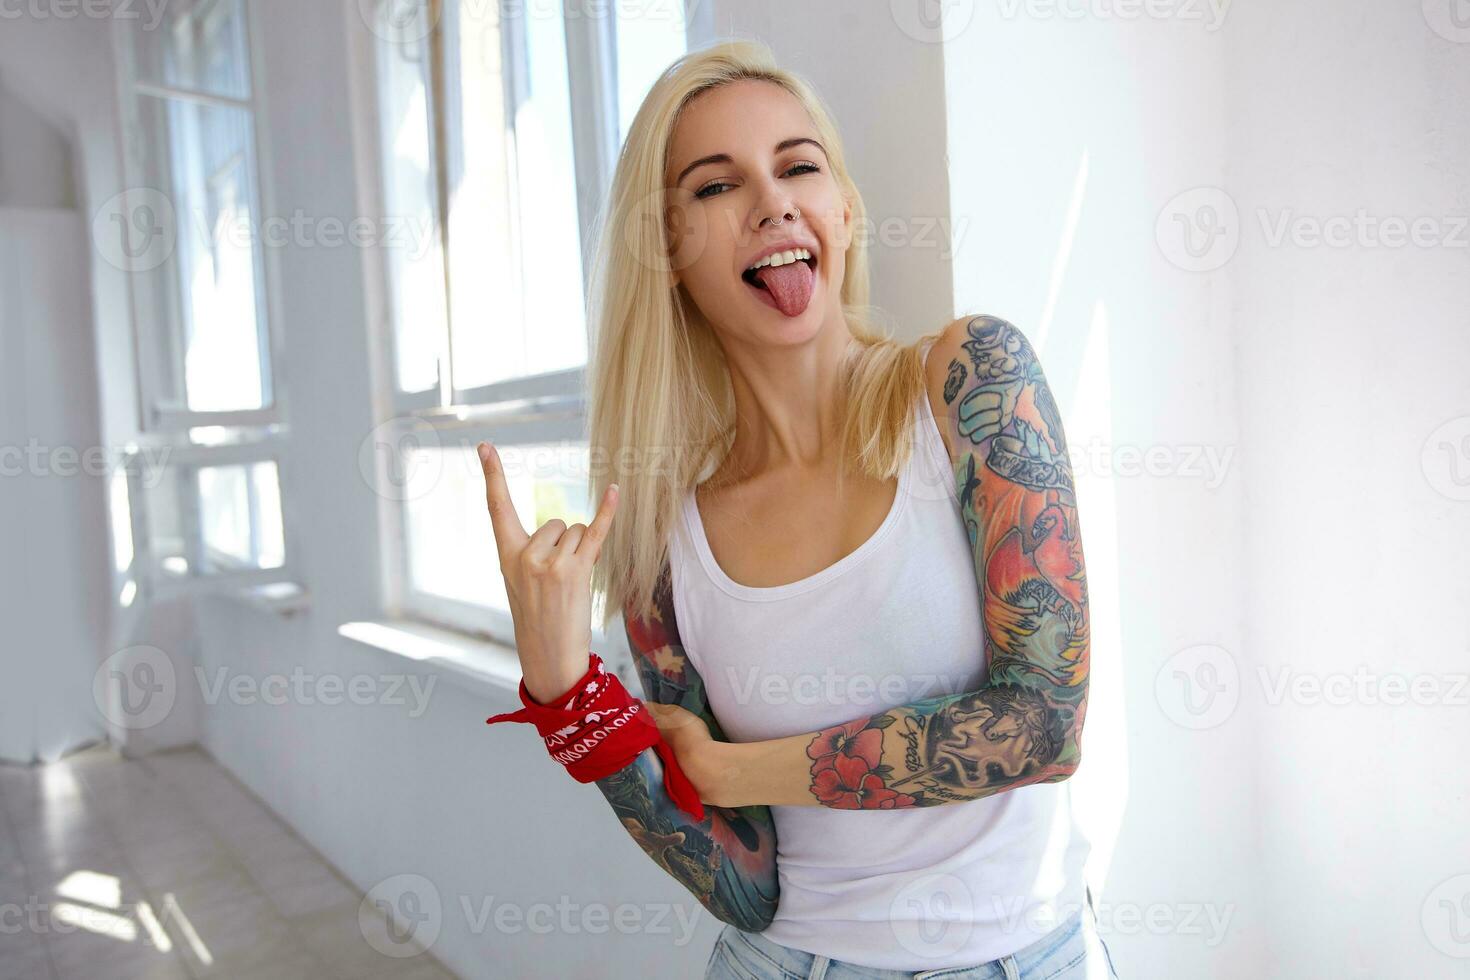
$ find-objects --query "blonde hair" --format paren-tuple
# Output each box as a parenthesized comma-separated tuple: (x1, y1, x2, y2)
(586, 39, 930, 628)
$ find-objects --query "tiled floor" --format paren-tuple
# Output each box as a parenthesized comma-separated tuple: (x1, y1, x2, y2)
(0, 744, 457, 980)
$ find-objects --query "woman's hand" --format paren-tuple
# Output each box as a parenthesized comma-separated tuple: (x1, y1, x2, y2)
(646, 702, 740, 807)
(478, 441, 618, 705)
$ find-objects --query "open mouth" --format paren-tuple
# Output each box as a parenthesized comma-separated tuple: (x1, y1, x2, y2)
(741, 252, 818, 290)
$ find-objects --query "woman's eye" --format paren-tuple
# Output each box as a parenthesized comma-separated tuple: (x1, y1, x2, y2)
(693, 164, 818, 200)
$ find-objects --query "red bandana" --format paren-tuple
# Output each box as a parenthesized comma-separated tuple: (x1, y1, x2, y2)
(485, 653, 706, 821)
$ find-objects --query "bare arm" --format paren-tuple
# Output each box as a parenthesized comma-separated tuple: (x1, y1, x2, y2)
(593, 563, 781, 929)
(699, 315, 1091, 809)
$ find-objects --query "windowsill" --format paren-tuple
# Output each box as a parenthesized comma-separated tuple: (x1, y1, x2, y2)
(234, 581, 311, 617)
(337, 617, 523, 700)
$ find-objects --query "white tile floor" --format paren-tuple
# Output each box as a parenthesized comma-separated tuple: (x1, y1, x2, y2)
(0, 744, 457, 980)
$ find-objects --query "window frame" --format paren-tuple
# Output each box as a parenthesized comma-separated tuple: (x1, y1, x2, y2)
(362, 0, 641, 655)
(112, 0, 288, 434)
(110, 0, 300, 602)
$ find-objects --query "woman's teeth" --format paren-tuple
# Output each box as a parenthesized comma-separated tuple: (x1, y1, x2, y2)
(746, 247, 813, 273)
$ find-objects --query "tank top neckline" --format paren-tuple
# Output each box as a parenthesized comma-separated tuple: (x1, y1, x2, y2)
(679, 391, 932, 603)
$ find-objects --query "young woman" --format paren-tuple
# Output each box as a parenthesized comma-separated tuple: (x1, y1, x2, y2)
(478, 40, 1118, 980)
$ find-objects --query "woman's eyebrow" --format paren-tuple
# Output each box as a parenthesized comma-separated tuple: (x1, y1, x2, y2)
(674, 137, 828, 186)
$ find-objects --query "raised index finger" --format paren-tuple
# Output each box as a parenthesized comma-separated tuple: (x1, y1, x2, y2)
(478, 442, 528, 559)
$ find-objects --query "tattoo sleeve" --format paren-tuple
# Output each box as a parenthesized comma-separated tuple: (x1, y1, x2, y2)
(802, 315, 1090, 808)
(594, 563, 781, 928)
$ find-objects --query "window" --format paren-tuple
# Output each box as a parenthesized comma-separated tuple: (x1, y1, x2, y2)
(113, 0, 297, 601)
(365, 0, 689, 653)
(119, 0, 279, 428)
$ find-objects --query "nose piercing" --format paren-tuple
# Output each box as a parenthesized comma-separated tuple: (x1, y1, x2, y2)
(769, 206, 800, 226)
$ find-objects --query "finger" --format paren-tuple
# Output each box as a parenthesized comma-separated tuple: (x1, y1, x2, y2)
(575, 482, 620, 560)
(555, 523, 586, 557)
(523, 518, 568, 564)
(478, 442, 528, 558)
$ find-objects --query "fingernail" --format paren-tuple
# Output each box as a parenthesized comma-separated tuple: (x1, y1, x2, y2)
(477, 443, 489, 462)
(608, 483, 619, 495)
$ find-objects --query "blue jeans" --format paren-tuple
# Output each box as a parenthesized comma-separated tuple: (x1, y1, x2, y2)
(705, 887, 1120, 980)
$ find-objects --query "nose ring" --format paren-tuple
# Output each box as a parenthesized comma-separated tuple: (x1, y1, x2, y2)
(769, 206, 800, 226)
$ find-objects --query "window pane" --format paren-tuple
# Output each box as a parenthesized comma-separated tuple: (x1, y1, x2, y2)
(375, 15, 449, 394)
(141, 460, 284, 579)
(196, 460, 285, 574)
(131, 92, 271, 414)
(111, 467, 135, 574)
(448, 2, 586, 391)
(615, 0, 687, 149)
(404, 442, 590, 612)
(133, 0, 252, 101)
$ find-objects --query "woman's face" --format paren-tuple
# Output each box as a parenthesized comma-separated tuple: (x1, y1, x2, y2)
(662, 78, 852, 343)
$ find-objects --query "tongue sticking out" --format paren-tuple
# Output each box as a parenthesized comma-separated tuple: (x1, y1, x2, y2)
(753, 260, 814, 317)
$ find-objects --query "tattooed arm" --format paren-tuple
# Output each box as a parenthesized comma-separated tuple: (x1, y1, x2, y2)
(593, 562, 781, 928)
(698, 314, 1090, 809)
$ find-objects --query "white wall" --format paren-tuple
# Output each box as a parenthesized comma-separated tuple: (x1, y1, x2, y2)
(0, 10, 175, 762)
(1226, 2, 1470, 976)
(942, 1, 1470, 977)
(0, 207, 109, 765)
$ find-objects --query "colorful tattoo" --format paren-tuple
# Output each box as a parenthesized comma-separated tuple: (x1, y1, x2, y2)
(804, 315, 1089, 808)
(597, 564, 781, 928)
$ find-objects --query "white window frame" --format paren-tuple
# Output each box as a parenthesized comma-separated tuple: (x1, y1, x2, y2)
(112, 0, 288, 434)
(111, 0, 300, 601)
(362, 0, 696, 659)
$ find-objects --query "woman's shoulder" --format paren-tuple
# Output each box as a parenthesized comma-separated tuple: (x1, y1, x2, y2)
(920, 313, 1037, 460)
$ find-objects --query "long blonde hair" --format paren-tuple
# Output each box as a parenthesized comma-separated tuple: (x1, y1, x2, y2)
(586, 39, 930, 628)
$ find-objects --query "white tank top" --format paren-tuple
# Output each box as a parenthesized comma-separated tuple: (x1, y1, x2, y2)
(667, 341, 1091, 970)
